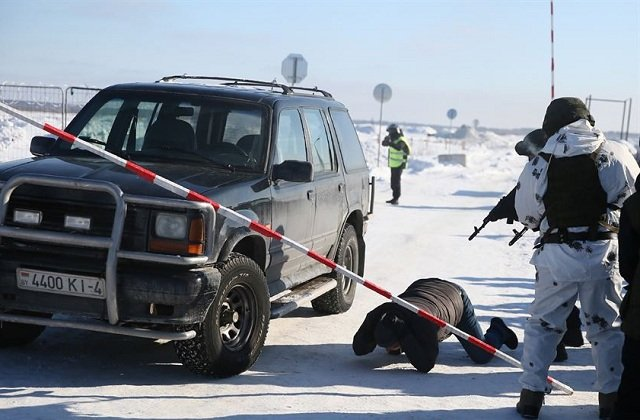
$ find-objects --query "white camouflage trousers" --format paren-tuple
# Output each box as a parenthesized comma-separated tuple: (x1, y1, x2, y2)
(519, 262, 624, 393)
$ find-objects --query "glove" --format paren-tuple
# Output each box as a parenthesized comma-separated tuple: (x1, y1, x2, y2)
(390, 142, 403, 151)
(484, 189, 517, 223)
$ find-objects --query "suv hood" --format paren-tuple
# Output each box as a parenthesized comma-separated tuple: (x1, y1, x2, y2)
(0, 156, 260, 198)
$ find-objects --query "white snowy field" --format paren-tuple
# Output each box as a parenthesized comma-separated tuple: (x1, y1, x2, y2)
(0, 111, 638, 419)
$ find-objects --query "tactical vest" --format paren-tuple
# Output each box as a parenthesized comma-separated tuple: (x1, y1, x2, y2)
(541, 151, 607, 230)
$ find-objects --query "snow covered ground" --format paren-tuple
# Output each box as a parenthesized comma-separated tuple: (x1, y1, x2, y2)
(0, 110, 638, 419)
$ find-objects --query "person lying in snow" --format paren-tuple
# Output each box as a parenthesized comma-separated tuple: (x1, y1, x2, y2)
(352, 277, 518, 372)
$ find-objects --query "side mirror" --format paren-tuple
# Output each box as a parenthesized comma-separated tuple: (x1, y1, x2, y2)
(272, 160, 313, 183)
(30, 136, 55, 156)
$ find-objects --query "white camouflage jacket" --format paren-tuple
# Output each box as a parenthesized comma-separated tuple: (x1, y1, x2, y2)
(515, 119, 640, 279)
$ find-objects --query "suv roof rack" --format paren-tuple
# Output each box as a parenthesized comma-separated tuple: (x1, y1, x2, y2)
(156, 75, 332, 98)
(287, 85, 333, 98)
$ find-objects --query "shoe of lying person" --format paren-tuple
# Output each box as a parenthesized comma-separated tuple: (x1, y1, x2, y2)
(488, 317, 518, 350)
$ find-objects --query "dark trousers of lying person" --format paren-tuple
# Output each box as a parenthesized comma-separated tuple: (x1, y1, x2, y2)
(352, 278, 518, 373)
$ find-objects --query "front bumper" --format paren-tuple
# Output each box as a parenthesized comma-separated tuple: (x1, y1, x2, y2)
(0, 252, 221, 325)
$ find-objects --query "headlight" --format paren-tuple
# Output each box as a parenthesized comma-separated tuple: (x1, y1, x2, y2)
(149, 212, 205, 256)
(155, 213, 188, 239)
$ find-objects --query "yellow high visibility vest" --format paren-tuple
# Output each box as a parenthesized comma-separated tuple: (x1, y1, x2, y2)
(388, 136, 410, 168)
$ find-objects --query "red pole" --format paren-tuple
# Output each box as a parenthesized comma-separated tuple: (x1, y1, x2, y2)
(0, 102, 573, 395)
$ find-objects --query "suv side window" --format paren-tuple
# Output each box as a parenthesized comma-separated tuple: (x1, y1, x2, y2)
(303, 108, 335, 174)
(274, 109, 307, 164)
(330, 109, 368, 172)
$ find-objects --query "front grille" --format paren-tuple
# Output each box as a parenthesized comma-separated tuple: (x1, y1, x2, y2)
(3, 185, 150, 252)
(7, 196, 117, 236)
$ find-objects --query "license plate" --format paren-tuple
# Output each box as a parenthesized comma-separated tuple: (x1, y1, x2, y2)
(16, 268, 106, 299)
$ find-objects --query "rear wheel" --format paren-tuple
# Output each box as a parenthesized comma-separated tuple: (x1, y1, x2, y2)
(312, 224, 359, 314)
(0, 311, 51, 347)
(174, 253, 270, 377)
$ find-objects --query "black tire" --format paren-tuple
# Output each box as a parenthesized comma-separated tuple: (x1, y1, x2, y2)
(174, 253, 270, 377)
(311, 224, 359, 314)
(0, 311, 51, 348)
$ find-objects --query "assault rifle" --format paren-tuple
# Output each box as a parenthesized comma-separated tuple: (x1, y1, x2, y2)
(468, 187, 528, 246)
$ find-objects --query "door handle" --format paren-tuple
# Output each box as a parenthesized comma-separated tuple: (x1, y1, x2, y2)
(307, 190, 315, 200)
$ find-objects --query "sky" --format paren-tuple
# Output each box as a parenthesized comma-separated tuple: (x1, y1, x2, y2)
(1, 0, 639, 133)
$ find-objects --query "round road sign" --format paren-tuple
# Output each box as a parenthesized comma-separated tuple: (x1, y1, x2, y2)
(447, 108, 458, 120)
(373, 83, 392, 103)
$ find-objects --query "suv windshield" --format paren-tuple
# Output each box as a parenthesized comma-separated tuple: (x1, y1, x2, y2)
(55, 92, 269, 171)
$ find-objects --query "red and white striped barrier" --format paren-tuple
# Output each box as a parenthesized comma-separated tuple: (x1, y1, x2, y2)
(0, 102, 573, 395)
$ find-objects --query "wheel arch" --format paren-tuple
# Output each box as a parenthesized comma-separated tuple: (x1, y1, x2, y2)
(218, 228, 268, 271)
(344, 210, 365, 276)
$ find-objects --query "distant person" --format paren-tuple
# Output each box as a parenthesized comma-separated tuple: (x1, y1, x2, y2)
(612, 174, 640, 419)
(514, 98, 640, 419)
(352, 278, 518, 372)
(381, 123, 411, 205)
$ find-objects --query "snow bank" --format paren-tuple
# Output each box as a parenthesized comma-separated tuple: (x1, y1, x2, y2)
(0, 112, 30, 162)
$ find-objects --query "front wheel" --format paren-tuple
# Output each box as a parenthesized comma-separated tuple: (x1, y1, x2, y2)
(174, 253, 270, 377)
(311, 224, 359, 314)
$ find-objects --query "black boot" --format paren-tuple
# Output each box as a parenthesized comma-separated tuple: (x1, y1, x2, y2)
(516, 389, 544, 419)
(554, 342, 568, 362)
(598, 392, 617, 419)
(487, 317, 518, 350)
(562, 306, 584, 347)
(562, 328, 584, 347)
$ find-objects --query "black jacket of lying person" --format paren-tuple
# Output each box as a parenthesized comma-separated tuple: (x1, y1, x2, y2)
(352, 278, 518, 373)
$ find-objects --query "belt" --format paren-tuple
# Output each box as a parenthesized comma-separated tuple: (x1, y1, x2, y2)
(540, 231, 616, 245)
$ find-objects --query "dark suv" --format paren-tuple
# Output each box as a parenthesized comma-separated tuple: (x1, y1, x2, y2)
(0, 76, 373, 376)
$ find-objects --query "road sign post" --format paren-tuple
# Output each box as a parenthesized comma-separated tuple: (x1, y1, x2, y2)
(373, 83, 392, 167)
(446, 108, 457, 151)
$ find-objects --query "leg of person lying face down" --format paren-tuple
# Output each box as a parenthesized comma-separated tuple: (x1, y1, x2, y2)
(455, 287, 518, 364)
